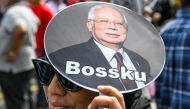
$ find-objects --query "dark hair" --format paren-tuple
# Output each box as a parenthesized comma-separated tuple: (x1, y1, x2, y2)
(180, 0, 190, 8)
(123, 90, 150, 108)
(15, 0, 21, 2)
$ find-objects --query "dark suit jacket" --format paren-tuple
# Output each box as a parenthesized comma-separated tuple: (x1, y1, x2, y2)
(49, 37, 151, 91)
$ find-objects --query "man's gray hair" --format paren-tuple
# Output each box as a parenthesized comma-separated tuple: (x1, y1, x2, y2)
(87, 5, 128, 29)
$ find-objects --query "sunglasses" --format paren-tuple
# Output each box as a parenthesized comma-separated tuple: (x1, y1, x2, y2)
(32, 57, 82, 92)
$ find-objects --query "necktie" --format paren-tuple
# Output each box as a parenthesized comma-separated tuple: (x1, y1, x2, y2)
(114, 52, 137, 90)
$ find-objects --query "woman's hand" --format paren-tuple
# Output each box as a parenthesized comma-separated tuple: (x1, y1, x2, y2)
(88, 85, 125, 109)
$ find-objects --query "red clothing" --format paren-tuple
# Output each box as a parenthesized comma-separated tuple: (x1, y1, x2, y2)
(65, 0, 77, 6)
(30, 2, 53, 52)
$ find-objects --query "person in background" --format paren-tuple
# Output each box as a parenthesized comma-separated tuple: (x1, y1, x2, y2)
(29, 0, 53, 58)
(153, 0, 173, 26)
(0, 0, 39, 109)
(155, 0, 190, 108)
(142, 6, 153, 22)
(28, 0, 53, 108)
(47, 0, 67, 15)
(103, 0, 151, 15)
(151, 12, 161, 31)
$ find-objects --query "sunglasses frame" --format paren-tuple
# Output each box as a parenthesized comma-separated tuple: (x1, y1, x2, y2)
(32, 58, 82, 92)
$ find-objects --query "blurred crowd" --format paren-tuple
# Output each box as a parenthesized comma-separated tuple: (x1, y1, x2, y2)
(0, 0, 189, 109)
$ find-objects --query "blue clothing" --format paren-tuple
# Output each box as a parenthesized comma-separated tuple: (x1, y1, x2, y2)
(155, 10, 190, 109)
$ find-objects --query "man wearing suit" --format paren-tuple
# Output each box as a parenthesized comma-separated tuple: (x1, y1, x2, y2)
(48, 5, 152, 91)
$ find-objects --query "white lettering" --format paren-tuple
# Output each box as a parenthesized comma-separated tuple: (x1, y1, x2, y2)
(65, 61, 80, 74)
(96, 67, 107, 77)
(121, 67, 134, 80)
(65, 61, 148, 82)
(134, 71, 146, 82)
(82, 66, 94, 76)
(108, 68, 120, 78)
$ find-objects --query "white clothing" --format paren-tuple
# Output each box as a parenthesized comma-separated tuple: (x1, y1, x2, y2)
(0, 4, 38, 73)
(47, 1, 66, 15)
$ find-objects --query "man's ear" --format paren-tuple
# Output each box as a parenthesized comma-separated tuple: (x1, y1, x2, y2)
(86, 20, 92, 31)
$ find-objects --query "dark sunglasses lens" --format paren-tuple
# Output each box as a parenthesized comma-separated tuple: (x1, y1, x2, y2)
(32, 59, 53, 85)
(57, 73, 81, 91)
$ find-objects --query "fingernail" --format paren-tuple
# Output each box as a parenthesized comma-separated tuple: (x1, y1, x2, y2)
(98, 85, 105, 90)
